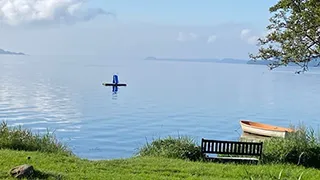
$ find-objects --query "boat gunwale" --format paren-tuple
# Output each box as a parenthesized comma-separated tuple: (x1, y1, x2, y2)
(240, 120, 294, 133)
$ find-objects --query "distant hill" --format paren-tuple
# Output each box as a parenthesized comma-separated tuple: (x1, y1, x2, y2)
(218, 58, 248, 64)
(247, 58, 320, 67)
(0, 49, 26, 55)
(145, 56, 157, 60)
(145, 56, 247, 64)
(145, 56, 320, 68)
(145, 57, 218, 62)
(247, 60, 276, 65)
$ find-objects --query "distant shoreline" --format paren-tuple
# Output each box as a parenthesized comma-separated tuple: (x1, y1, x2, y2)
(144, 56, 271, 65)
(145, 56, 320, 67)
(0, 48, 26, 56)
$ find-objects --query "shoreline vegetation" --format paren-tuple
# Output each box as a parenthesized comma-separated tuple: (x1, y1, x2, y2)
(2, 122, 320, 179)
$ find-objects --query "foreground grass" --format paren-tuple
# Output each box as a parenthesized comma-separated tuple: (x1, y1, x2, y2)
(1, 149, 320, 180)
(2, 121, 320, 179)
(0, 122, 71, 156)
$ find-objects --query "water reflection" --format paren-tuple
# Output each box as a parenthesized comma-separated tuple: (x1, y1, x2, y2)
(240, 132, 270, 142)
(111, 86, 118, 100)
(112, 86, 118, 94)
(0, 65, 82, 133)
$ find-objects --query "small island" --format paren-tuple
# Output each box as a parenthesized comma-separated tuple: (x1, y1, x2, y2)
(0, 48, 26, 55)
(145, 56, 157, 60)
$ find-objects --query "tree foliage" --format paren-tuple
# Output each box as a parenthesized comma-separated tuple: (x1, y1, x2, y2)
(250, 0, 320, 73)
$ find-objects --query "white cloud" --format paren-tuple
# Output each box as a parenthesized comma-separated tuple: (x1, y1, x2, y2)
(207, 35, 217, 43)
(240, 29, 260, 45)
(247, 35, 260, 45)
(240, 29, 251, 40)
(177, 32, 198, 42)
(0, 0, 111, 26)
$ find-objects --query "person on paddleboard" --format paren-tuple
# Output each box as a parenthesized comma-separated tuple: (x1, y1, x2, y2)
(112, 74, 119, 84)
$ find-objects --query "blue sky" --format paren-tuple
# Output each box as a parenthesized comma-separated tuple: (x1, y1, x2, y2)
(0, 0, 279, 58)
(94, 0, 277, 27)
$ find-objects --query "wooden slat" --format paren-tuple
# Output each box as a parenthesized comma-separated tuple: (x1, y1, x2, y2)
(202, 140, 206, 152)
(226, 142, 230, 152)
(256, 144, 260, 155)
(200, 139, 263, 156)
(251, 144, 256, 155)
(211, 142, 214, 152)
(237, 143, 241, 153)
(230, 143, 234, 153)
(216, 142, 218, 152)
(221, 142, 224, 153)
(252, 144, 255, 155)
(257, 143, 261, 154)
(213, 142, 216, 152)
(251, 144, 255, 155)
(242, 144, 246, 154)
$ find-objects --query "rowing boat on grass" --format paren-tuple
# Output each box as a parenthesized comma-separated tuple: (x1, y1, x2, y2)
(240, 120, 294, 138)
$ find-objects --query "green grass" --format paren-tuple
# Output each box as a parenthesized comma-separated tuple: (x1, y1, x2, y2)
(137, 128, 320, 169)
(2, 121, 320, 179)
(1, 149, 320, 180)
(137, 136, 204, 161)
(262, 124, 320, 168)
(0, 121, 72, 156)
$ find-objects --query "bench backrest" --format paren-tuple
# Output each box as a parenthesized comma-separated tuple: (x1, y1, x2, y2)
(201, 138, 263, 157)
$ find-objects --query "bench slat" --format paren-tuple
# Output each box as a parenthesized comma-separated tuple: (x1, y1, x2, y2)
(237, 143, 241, 154)
(201, 138, 263, 157)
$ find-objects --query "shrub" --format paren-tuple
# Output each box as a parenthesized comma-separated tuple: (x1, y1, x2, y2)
(262, 124, 320, 168)
(0, 121, 72, 156)
(137, 136, 204, 161)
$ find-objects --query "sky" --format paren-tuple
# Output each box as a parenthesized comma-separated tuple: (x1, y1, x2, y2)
(0, 0, 279, 59)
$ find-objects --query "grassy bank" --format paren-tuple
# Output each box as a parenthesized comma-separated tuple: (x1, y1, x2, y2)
(2, 121, 320, 179)
(0, 122, 71, 156)
(137, 125, 320, 168)
(1, 149, 320, 180)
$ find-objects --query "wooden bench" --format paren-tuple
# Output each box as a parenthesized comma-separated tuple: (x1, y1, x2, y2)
(201, 138, 263, 164)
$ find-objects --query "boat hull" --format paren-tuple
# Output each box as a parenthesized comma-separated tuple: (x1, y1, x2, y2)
(240, 120, 293, 138)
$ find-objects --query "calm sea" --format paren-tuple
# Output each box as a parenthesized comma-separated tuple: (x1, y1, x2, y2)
(1, 55, 320, 160)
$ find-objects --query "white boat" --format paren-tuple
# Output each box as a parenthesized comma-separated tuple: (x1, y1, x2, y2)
(240, 120, 294, 138)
